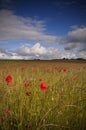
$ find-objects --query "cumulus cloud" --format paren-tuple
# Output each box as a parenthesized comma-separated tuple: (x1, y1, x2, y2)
(0, 9, 60, 44)
(0, 9, 86, 59)
(64, 42, 81, 50)
(15, 43, 48, 58)
(67, 27, 86, 43)
(0, 42, 85, 60)
(64, 27, 86, 51)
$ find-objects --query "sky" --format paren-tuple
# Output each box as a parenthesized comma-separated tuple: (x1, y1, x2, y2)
(0, 0, 86, 59)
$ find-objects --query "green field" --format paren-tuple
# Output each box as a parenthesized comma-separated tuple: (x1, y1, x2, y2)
(0, 60, 86, 130)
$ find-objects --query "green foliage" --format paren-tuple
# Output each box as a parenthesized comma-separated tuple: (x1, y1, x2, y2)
(0, 60, 86, 130)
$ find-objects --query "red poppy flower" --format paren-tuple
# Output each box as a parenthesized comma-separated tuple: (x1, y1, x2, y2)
(3, 109, 10, 115)
(26, 92, 31, 96)
(73, 77, 78, 80)
(5, 75, 12, 83)
(83, 66, 86, 69)
(47, 69, 51, 73)
(39, 78, 42, 81)
(24, 83, 29, 88)
(21, 67, 25, 70)
(40, 82, 48, 91)
(63, 68, 67, 72)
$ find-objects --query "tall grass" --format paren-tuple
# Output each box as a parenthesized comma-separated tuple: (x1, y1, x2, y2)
(0, 60, 86, 130)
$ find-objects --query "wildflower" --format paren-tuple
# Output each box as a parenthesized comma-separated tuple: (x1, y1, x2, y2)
(3, 109, 10, 115)
(26, 92, 31, 96)
(63, 68, 67, 72)
(47, 68, 51, 73)
(83, 66, 86, 69)
(54, 66, 58, 70)
(73, 77, 78, 80)
(40, 82, 48, 91)
(21, 67, 25, 71)
(24, 83, 29, 88)
(39, 78, 42, 81)
(5, 75, 12, 84)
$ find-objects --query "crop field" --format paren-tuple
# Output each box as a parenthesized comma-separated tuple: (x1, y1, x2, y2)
(0, 60, 86, 130)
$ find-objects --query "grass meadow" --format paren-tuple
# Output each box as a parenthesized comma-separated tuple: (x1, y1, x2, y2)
(0, 60, 86, 130)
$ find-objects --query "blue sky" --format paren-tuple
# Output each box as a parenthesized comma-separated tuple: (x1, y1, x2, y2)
(0, 0, 86, 59)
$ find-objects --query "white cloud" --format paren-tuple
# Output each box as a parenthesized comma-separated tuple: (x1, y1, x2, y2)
(64, 42, 81, 50)
(0, 42, 85, 59)
(64, 26, 86, 51)
(31, 43, 47, 55)
(15, 43, 48, 57)
(0, 9, 86, 59)
(0, 9, 60, 43)
(67, 27, 86, 43)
